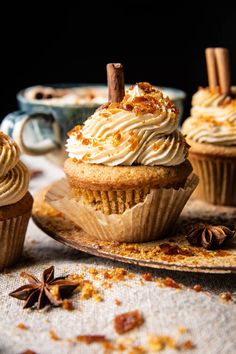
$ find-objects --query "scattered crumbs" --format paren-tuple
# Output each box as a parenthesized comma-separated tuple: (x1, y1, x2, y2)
(17, 323, 28, 330)
(193, 284, 202, 292)
(62, 299, 74, 310)
(158, 277, 182, 289)
(177, 326, 188, 335)
(49, 329, 61, 341)
(140, 279, 145, 286)
(76, 335, 108, 344)
(128, 272, 136, 280)
(219, 292, 233, 302)
(148, 334, 176, 351)
(179, 340, 195, 350)
(114, 310, 143, 334)
(19, 350, 37, 354)
(128, 346, 146, 354)
(114, 299, 122, 306)
(101, 281, 112, 289)
(141, 272, 153, 281)
(80, 281, 103, 302)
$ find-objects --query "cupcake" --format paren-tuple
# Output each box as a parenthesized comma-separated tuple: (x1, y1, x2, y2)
(60, 82, 197, 242)
(182, 48, 236, 206)
(0, 132, 33, 270)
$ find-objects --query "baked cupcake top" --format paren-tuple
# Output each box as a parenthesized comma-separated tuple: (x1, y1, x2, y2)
(182, 87, 236, 145)
(66, 82, 189, 166)
(0, 132, 29, 206)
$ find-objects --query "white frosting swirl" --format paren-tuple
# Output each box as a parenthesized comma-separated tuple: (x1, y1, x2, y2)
(0, 161, 29, 207)
(182, 87, 236, 145)
(0, 132, 20, 178)
(67, 83, 189, 166)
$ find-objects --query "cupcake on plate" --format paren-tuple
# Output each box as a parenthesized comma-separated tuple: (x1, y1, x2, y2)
(0, 132, 33, 270)
(62, 81, 197, 242)
(182, 48, 236, 205)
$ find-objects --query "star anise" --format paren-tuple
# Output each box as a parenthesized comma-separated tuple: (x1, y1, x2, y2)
(9, 266, 78, 310)
(186, 223, 235, 250)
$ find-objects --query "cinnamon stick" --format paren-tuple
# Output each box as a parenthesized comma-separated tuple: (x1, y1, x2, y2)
(215, 48, 231, 95)
(205, 48, 218, 89)
(106, 63, 125, 102)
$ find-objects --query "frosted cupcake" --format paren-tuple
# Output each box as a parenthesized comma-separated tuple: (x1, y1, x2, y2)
(182, 86, 236, 205)
(0, 132, 33, 270)
(61, 83, 198, 242)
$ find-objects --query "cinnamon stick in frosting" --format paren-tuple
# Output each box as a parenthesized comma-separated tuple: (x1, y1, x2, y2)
(205, 48, 218, 89)
(215, 48, 231, 95)
(107, 63, 125, 103)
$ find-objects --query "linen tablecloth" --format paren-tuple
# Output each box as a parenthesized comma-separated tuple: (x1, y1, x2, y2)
(0, 156, 235, 354)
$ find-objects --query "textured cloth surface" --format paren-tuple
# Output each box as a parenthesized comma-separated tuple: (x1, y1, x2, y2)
(0, 156, 235, 354)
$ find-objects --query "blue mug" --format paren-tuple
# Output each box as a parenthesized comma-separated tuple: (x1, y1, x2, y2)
(1, 84, 186, 165)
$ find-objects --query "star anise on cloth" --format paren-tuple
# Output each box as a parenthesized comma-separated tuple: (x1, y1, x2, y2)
(9, 266, 79, 310)
(186, 223, 235, 250)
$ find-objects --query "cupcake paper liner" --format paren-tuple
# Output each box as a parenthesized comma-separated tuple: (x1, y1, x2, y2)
(72, 187, 150, 214)
(189, 152, 236, 206)
(0, 211, 31, 270)
(46, 174, 198, 242)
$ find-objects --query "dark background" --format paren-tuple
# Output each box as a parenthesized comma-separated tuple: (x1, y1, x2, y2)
(0, 2, 236, 120)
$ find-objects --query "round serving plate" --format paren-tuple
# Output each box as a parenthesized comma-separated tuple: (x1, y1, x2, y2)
(32, 186, 236, 274)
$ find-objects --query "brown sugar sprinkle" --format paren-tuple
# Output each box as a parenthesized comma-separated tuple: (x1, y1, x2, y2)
(114, 310, 143, 334)
(112, 132, 122, 147)
(82, 152, 91, 161)
(159, 243, 194, 257)
(148, 334, 176, 351)
(114, 299, 122, 306)
(49, 329, 60, 341)
(62, 299, 74, 310)
(67, 125, 82, 137)
(128, 346, 146, 354)
(177, 326, 188, 334)
(141, 272, 153, 281)
(193, 284, 202, 292)
(179, 340, 195, 350)
(76, 335, 108, 344)
(17, 323, 28, 330)
(82, 138, 91, 145)
(219, 292, 233, 302)
(158, 277, 182, 289)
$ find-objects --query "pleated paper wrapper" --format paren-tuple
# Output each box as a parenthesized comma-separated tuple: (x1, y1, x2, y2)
(46, 174, 199, 242)
(0, 212, 31, 270)
(189, 153, 236, 206)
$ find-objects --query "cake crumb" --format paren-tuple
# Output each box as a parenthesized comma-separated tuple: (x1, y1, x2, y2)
(219, 292, 233, 302)
(114, 299, 122, 306)
(17, 323, 28, 330)
(114, 310, 143, 334)
(141, 272, 153, 281)
(49, 329, 60, 341)
(62, 299, 74, 310)
(148, 334, 176, 351)
(177, 326, 188, 334)
(128, 345, 146, 354)
(76, 335, 108, 344)
(179, 339, 195, 350)
(193, 284, 202, 292)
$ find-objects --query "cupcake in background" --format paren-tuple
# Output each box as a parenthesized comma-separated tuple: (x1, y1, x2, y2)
(0, 132, 33, 270)
(182, 47, 236, 206)
(53, 64, 198, 242)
